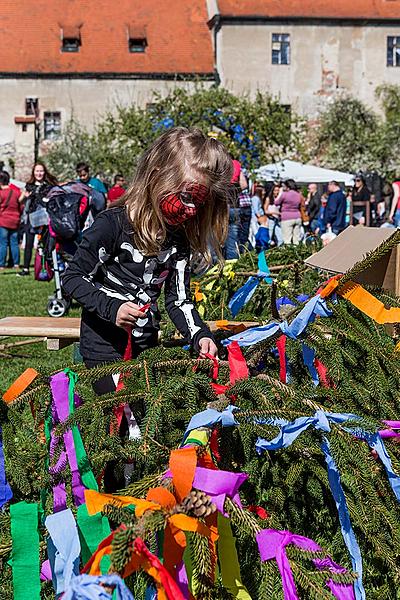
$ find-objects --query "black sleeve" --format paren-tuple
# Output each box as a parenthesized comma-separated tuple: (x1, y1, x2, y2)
(61, 212, 125, 323)
(164, 249, 214, 351)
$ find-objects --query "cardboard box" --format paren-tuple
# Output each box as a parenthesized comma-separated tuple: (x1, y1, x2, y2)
(305, 226, 400, 294)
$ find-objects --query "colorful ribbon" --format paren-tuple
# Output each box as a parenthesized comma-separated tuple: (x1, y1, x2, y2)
(228, 252, 272, 317)
(314, 557, 355, 600)
(218, 514, 252, 599)
(63, 574, 134, 600)
(257, 529, 355, 600)
(0, 426, 12, 507)
(77, 502, 111, 572)
(182, 406, 239, 444)
(223, 293, 332, 347)
(339, 281, 400, 324)
(255, 409, 400, 600)
(49, 370, 98, 511)
(10, 501, 40, 600)
(379, 420, 400, 439)
(45, 508, 81, 595)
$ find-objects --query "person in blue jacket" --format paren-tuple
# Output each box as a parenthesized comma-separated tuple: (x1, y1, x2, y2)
(324, 181, 347, 235)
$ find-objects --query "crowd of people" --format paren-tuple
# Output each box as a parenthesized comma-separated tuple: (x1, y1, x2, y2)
(224, 166, 400, 259)
(0, 151, 400, 271)
(0, 161, 127, 272)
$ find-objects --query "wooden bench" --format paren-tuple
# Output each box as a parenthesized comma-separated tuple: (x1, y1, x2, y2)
(0, 316, 80, 351)
(0, 316, 259, 352)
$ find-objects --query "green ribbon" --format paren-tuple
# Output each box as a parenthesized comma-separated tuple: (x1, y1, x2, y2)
(10, 502, 40, 600)
(77, 503, 111, 572)
(65, 368, 98, 492)
(217, 513, 252, 599)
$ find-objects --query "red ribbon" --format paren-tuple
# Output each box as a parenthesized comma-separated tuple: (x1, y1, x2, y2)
(276, 335, 287, 383)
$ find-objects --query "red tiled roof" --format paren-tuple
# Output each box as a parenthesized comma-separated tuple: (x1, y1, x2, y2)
(217, 0, 400, 19)
(0, 0, 214, 75)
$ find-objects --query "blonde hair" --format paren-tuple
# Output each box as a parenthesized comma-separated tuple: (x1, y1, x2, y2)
(123, 127, 233, 262)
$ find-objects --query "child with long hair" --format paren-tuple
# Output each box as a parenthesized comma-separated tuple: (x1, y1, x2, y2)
(17, 161, 58, 276)
(62, 127, 233, 389)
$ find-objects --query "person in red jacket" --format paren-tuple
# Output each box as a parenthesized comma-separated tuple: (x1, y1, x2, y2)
(0, 171, 22, 269)
(107, 174, 126, 206)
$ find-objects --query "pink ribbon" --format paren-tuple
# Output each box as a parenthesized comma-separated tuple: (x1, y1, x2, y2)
(379, 420, 400, 439)
(257, 529, 354, 600)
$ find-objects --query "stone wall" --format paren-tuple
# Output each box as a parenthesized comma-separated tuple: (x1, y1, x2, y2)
(216, 22, 400, 116)
(0, 78, 211, 180)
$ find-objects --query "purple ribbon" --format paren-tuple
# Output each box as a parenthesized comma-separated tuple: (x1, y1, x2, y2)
(314, 558, 355, 600)
(193, 467, 248, 516)
(176, 561, 189, 598)
(40, 559, 52, 582)
(164, 466, 248, 517)
(49, 372, 85, 512)
(379, 420, 400, 439)
(257, 529, 354, 600)
(0, 427, 12, 508)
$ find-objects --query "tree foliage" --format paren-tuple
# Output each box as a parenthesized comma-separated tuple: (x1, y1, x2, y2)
(45, 86, 307, 180)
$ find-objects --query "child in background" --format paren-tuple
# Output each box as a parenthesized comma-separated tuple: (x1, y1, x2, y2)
(255, 213, 270, 252)
(316, 194, 328, 235)
(62, 128, 233, 393)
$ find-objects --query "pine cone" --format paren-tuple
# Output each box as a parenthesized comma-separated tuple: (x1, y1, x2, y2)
(174, 489, 217, 518)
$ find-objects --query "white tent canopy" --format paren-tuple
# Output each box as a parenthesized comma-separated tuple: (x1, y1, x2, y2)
(256, 160, 354, 186)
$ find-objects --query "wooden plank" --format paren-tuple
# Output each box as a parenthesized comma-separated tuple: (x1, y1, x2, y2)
(0, 317, 80, 338)
(0, 316, 260, 342)
(46, 338, 76, 351)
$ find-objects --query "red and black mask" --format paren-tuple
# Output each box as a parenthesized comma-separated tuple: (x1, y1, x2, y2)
(160, 182, 209, 226)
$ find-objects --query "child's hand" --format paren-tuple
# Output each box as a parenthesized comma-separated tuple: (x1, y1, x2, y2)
(198, 337, 218, 358)
(116, 302, 145, 327)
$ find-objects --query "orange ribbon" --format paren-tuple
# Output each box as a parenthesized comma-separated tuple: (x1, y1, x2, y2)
(169, 447, 197, 502)
(3, 368, 39, 403)
(338, 281, 400, 324)
(84, 489, 161, 518)
(318, 275, 341, 299)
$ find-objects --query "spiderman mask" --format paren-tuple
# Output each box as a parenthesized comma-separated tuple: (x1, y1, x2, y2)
(160, 182, 209, 225)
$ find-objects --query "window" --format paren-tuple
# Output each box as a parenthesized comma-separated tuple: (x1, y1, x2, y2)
(43, 112, 61, 140)
(272, 33, 290, 65)
(62, 37, 80, 52)
(387, 36, 400, 66)
(25, 98, 39, 116)
(129, 37, 147, 53)
(61, 26, 81, 52)
(128, 25, 147, 53)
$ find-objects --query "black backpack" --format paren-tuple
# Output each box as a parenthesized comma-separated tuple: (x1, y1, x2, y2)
(46, 192, 86, 240)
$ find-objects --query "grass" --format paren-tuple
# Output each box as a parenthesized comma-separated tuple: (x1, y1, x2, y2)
(0, 268, 81, 393)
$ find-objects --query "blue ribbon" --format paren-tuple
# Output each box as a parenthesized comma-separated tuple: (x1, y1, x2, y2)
(256, 409, 400, 600)
(0, 427, 12, 507)
(275, 296, 295, 310)
(229, 277, 261, 318)
(276, 295, 309, 311)
(182, 405, 239, 444)
(223, 293, 332, 347)
(302, 344, 319, 386)
(45, 509, 81, 596)
(228, 252, 273, 317)
(63, 574, 134, 600)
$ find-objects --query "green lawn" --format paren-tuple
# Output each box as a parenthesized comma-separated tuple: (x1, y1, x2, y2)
(0, 268, 81, 393)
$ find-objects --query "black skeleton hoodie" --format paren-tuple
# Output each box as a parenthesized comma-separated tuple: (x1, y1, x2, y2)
(62, 207, 212, 362)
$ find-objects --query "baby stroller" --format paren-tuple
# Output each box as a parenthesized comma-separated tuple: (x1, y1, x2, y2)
(36, 182, 99, 317)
